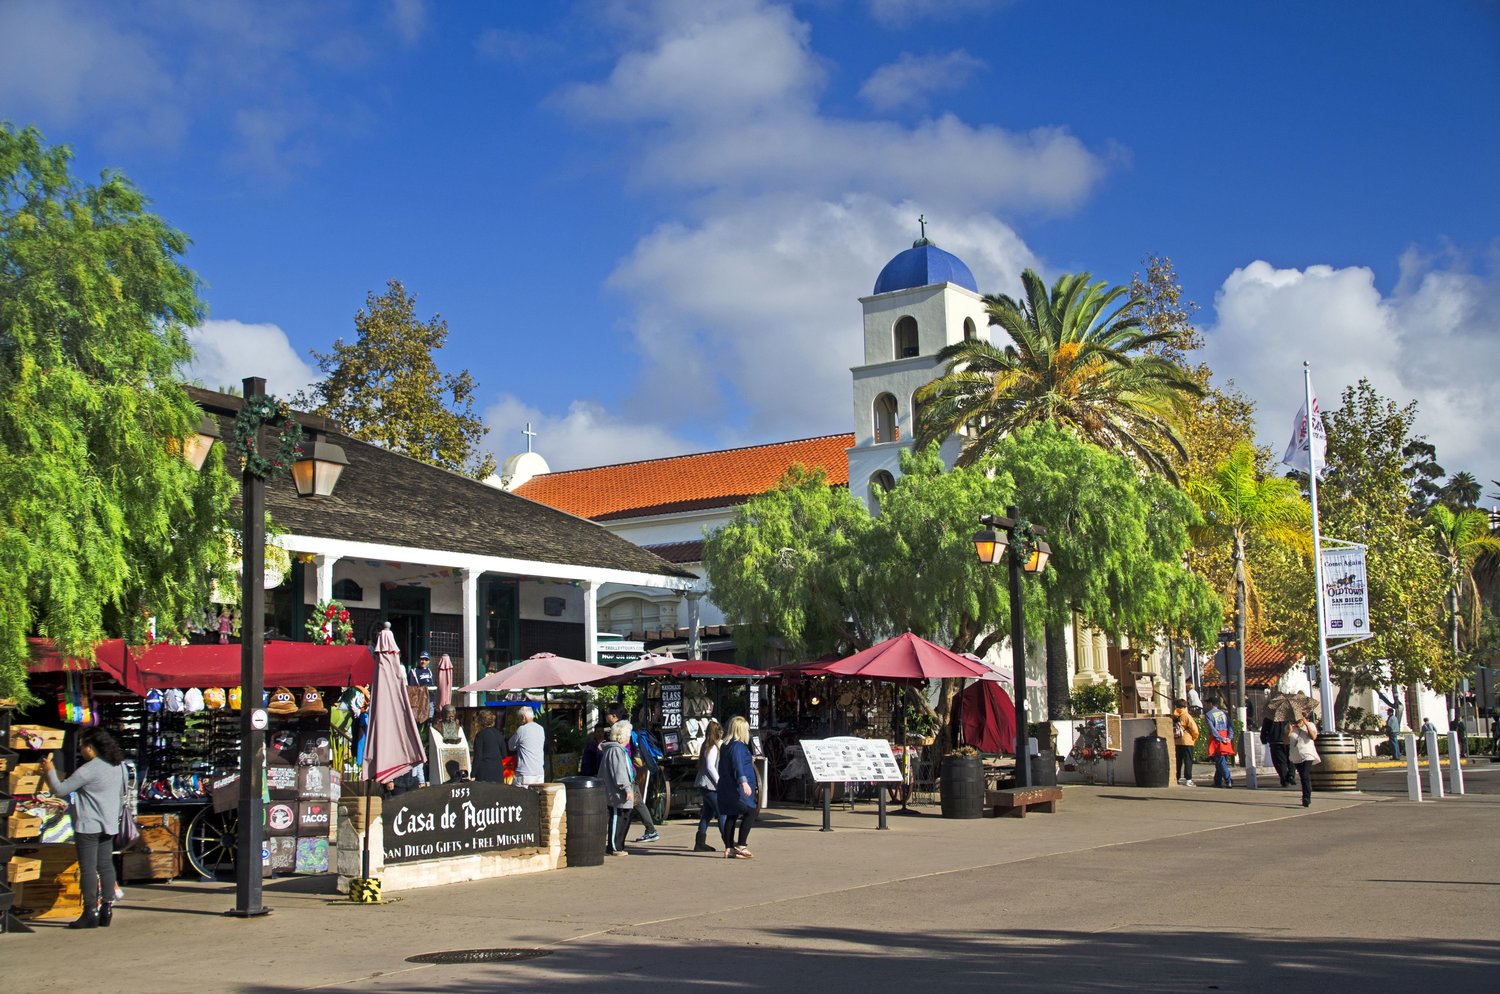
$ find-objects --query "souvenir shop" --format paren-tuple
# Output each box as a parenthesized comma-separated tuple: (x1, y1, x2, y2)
(3, 637, 373, 923)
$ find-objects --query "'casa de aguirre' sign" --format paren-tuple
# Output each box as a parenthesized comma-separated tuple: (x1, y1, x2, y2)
(383, 782, 540, 864)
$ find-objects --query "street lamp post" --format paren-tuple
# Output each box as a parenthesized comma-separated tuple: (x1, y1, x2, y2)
(973, 506, 1050, 789)
(186, 378, 347, 918)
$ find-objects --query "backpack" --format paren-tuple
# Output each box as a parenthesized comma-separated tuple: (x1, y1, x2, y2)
(1172, 716, 1184, 740)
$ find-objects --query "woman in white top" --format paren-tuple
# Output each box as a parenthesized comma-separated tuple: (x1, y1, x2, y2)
(1286, 716, 1320, 808)
(693, 720, 723, 853)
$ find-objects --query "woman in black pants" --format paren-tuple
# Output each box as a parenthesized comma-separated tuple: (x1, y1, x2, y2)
(716, 716, 759, 858)
(41, 727, 128, 928)
(1286, 716, 1320, 808)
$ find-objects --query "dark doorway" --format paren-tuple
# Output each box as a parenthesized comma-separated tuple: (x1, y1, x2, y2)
(382, 585, 431, 667)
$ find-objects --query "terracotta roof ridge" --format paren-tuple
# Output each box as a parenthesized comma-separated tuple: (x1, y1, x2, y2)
(535, 432, 854, 477)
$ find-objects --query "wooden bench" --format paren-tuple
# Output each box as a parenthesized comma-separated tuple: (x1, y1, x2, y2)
(983, 786, 1062, 818)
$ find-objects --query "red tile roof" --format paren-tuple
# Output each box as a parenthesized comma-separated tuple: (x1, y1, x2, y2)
(1201, 636, 1305, 688)
(515, 434, 854, 520)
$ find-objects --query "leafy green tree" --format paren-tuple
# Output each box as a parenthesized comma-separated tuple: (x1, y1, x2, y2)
(0, 124, 235, 702)
(1262, 380, 1449, 721)
(1425, 504, 1500, 667)
(985, 425, 1222, 716)
(1186, 443, 1312, 711)
(299, 279, 496, 479)
(913, 269, 1203, 480)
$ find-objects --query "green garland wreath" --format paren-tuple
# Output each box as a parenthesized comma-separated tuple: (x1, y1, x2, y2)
(232, 394, 303, 479)
(1010, 518, 1040, 565)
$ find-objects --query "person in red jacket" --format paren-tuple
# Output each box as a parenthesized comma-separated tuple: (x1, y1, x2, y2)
(1204, 697, 1235, 788)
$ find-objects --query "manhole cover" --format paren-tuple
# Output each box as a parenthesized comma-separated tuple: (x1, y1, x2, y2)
(406, 949, 553, 965)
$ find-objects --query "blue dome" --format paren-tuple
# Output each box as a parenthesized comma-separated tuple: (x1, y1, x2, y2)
(873, 240, 978, 295)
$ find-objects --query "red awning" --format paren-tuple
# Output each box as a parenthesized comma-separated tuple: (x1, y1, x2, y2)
(29, 639, 373, 694)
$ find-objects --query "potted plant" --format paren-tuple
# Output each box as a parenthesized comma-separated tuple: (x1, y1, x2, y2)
(939, 745, 983, 818)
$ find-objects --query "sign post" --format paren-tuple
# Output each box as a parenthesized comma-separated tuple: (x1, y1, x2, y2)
(799, 737, 904, 833)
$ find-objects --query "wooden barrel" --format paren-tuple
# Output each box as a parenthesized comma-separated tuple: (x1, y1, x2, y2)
(1310, 731, 1359, 792)
(940, 755, 984, 818)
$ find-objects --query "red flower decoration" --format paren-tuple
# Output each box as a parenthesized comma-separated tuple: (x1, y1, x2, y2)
(339, 610, 349, 622)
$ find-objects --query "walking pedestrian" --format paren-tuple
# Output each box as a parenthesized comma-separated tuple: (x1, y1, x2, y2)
(717, 716, 759, 859)
(598, 705, 662, 841)
(1286, 715, 1320, 807)
(693, 719, 723, 851)
(1261, 714, 1292, 787)
(41, 727, 127, 929)
(508, 705, 545, 786)
(1204, 697, 1235, 788)
(1385, 708, 1403, 760)
(1171, 699, 1198, 786)
(600, 720, 636, 856)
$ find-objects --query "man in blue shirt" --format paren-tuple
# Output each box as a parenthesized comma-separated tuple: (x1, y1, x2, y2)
(508, 706, 546, 786)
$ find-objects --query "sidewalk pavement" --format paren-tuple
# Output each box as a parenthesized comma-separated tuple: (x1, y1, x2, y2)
(3, 782, 1394, 993)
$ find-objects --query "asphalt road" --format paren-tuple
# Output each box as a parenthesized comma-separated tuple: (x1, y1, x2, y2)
(6, 768, 1496, 993)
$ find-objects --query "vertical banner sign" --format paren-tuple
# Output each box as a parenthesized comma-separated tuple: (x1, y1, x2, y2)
(660, 684, 683, 728)
(1320, 546, 1370, 639)
(748, 683, 761, 730)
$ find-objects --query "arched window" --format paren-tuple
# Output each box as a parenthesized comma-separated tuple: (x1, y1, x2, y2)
(873, 393, 899, 443)
(868, 471, 896, 513)
(332, 578, 363, 603)
(963, 317, 977, 342)
(894, 316, 919, 358)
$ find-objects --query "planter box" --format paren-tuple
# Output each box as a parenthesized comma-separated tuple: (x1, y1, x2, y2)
(6, 855, 41, 884)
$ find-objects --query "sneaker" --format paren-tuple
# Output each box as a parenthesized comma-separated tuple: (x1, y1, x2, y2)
(1176, 778, 1185, 785)
(630, 831, 659, 843)
(608, 849, 630, 857)
(1183, 780, 1195, 787)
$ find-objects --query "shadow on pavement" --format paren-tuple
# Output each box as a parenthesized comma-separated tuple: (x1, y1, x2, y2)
(231, 925, 1500, 993)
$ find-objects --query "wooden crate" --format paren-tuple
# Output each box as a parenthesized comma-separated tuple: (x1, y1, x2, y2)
(14, 843, 82, 920)
(8, 769, 42, 795)
(9, 725, 65, 750)
(6, 855, 41, 883)
(122, 813, 182, 882)
(7, 813, 41, 839)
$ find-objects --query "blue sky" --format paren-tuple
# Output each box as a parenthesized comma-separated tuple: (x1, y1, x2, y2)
(3, 0, 1498, 486)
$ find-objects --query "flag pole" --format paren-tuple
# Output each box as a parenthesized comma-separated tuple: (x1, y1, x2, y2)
(1303, 361, 1335, 730)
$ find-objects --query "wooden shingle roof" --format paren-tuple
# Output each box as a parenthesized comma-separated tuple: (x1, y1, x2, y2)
(515, 433, 855, 520)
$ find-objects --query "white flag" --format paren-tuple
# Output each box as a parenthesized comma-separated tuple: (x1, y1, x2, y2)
(1281, 393, 1326, 474)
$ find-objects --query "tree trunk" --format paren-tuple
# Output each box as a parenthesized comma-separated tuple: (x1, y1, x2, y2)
(1045, 620, 1070, 719)
(934, 677, 961, 748)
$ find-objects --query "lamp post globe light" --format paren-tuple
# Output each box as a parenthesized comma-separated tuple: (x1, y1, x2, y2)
(185, 376, 348, 918)
(973, 506, 1050, 788)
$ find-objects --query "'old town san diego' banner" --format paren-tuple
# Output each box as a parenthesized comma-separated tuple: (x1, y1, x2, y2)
(1319, 544, 1370, 641)
(383, 782, 540, 864)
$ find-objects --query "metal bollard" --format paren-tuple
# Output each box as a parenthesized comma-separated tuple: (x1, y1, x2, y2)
(1404, 733, 1423, 802)
(1446, 731, 1465, 796)
(1425, 729, 1445, 799)
(1241, 729, 1259, 788)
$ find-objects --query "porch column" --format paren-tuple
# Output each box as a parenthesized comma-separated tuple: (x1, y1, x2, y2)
(462, 569, 480, 706)
(1092, 631, 1110, 679)
(313, 555, 339, 604)
(582, 581, 598, 665)
(686, 590, 703, 659)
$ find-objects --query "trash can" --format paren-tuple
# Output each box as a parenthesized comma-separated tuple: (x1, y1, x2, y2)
(1133, 731, 1170, 787)
(940, 754, 984, 818)
(1029, 751, 1058, 787)
(560, 776, 607, 867)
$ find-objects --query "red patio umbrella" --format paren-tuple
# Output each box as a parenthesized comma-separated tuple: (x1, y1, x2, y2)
(590, 658, 763, 685)
(819, 633, 993, 681)
(958, 679, 1017, 755)
(459, 652, 617, 692)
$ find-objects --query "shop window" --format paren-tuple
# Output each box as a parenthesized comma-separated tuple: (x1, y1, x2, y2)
(894, 316, 919, 358)
(873, 393, 899, 443)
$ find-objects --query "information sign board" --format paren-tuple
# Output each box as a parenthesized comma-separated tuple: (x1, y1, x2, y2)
(799, 736, 903, 783)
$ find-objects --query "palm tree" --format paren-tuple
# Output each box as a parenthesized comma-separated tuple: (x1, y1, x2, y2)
(913, 269, 1203, 481)
(1438, 471, 1482, 509)
(1425, 505, 1500, 665)
(1187, 444, 1312, 717)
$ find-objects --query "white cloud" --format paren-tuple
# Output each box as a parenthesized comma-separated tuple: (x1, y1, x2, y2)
(608, 194, 1037, 443)
(1202, 254, 1500, 490)
(481, 395, 699, 473)
(859, 51, 985, 111)
(386, 0, 427, 47)
(183, 320, 321, 400)
(555, 1, 1102, 214)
